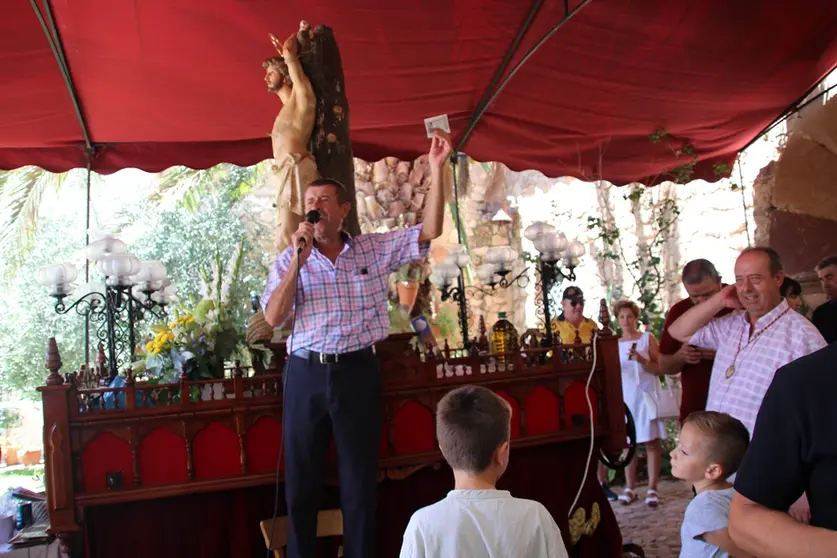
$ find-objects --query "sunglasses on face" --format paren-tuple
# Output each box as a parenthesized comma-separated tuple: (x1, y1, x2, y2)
(567, 299, 584, 307)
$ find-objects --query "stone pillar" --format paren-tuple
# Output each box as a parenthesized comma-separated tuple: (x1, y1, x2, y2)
(754, 95, 837, 307)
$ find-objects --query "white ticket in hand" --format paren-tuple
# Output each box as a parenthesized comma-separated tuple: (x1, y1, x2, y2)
(424, 114, 451, 137)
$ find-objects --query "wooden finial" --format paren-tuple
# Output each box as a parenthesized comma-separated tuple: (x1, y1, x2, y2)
(45, 337, 64, 386)
(125, 367, 135, 386)
(233, 360, 244, 378)
(477, 316, 488, 351)
(599, 299, 612, 335)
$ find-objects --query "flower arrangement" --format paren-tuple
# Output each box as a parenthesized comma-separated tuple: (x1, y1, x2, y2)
(134, 243, 246, 383)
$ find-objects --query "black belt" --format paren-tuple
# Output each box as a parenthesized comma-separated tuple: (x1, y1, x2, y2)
(291, 346, 376, 365)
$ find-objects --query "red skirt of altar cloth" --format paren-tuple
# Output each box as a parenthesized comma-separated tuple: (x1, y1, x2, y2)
(83, 438, 622, 557)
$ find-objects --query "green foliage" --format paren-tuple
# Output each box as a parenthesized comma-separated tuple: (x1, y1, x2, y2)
(114, 170, 269, 340)
(0, 167, 75, 281)
(0, 181, 88, 399)
(0, 164, 269, 399)
(587, 131, 691, 329)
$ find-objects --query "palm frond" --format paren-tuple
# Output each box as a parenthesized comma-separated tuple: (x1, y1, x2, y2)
(152, 162, 268, 210)
(0, 167, 66, 279)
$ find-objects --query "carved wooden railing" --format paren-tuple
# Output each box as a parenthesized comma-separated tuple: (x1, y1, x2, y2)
(39, 300, 625, 552)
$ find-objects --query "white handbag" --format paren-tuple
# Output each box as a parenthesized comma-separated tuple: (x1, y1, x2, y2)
(642, 376, 681, 421)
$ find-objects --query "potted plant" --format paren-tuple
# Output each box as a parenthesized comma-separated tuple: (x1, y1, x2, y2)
(395, 262, 423, 312)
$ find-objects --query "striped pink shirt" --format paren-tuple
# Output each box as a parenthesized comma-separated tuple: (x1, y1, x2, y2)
(261, 225, 429, 354)
(689, 299, 826, 437)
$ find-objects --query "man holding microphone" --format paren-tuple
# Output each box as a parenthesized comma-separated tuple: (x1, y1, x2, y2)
(262, 130, 452, 558)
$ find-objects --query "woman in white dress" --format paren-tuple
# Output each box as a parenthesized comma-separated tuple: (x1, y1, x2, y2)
(613, 300, 666, 507)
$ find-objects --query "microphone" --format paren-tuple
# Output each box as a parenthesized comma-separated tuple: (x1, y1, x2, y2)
(297, 210, 321, 254)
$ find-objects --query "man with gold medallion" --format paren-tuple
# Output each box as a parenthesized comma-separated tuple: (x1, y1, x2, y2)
(669, 247, 824, 522)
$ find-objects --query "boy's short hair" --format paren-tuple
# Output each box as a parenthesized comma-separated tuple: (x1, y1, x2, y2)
(435, 385, 512, 473)
(684, 411, 750, 476)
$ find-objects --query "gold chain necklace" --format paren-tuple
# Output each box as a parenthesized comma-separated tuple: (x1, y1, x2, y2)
(725, 307, 791, 379)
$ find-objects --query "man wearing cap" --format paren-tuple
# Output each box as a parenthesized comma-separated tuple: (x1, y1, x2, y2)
(552, 286, 599, 343)
(551, 287, 616, 499)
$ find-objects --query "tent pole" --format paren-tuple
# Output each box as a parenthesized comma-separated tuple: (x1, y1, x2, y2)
(455, 0, 546, 153)
(31, 0, 97, 363)
(29, 0, 94, 155)
(739, 80, 837, 154)
(456, 0, 593, 153)
(84, 158, 92, 366)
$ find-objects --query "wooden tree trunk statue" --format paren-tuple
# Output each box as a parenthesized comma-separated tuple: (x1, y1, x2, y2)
(247, 22, 359, 346)
(298, 22, 361, 236)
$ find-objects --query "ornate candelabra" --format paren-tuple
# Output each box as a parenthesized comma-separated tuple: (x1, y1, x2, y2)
(431, 218, 586, 347)
(523, 222, 586, 346)
(37, 234, 176, 381)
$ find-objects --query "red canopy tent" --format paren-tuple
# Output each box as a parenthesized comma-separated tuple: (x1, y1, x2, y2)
(2, 0, 836, 185)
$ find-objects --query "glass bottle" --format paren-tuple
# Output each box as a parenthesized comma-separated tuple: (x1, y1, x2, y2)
(490, 312, 519, 364)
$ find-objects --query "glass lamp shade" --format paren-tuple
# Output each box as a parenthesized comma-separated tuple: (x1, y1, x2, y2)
(151, 284, 177, 305)
(563, 256, 580, 268)
(86, 235, 127, 262)
(36, 262, 78, 287)
(444, 252, 471, 269)
(429, 271, 446, 286)
(436, 262, 461, 281)
(533, 232, 568, 255)
(523, 221, 556, 242)
(484, 246, 518, 267)
(567, 240, 586, 259)
(443, 245, 471, 269)
(134, 260, 168, 284)
(98, 253, 141, 285)
(47, 284, 75, 297)
(475, 263, 499, 285)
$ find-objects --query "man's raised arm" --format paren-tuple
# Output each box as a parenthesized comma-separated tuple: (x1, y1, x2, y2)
(419, 130, 451, 243)
(669, 285, 739, 342)
(282, 35, 314, 105)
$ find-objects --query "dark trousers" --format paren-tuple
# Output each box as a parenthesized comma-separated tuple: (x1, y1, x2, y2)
(283, 352, 382, 558)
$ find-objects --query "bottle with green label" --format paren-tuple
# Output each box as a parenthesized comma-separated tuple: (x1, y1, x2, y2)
(489, 312, 519, 364)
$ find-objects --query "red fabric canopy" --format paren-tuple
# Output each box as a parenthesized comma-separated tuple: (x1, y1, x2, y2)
(2, 1, 836, 184)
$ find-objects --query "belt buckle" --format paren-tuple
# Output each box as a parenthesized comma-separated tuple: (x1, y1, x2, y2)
(319, 352, 338, 364)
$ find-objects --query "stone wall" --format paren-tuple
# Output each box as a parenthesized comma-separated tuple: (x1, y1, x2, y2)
(352, 156, 528, 344)
(752, 93, 837, 307)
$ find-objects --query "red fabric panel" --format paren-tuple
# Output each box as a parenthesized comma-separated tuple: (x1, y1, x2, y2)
(564, 381, 600, 428)
(138, 427, 188, 486)
(245, 416, 283, 474)
(379, 421, 390, 458)
(2, 1, 836, 183)
(81, 432, 134, 492)
(392, 401, 435, 455)
(83, 440, 622, 558)
(495, 390, 522, 439)
(193, 422, 241, 479)
(525, 386, 560, 435)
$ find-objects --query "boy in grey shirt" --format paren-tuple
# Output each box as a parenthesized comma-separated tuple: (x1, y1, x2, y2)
(670, 411, 753, 557)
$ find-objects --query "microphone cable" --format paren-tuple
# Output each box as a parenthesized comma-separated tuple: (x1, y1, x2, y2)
(568, 329, 599, 518)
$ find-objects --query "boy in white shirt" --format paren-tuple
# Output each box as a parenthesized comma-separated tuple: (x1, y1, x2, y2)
(399, 385, 568, 558)
(670, 411, 753, 557)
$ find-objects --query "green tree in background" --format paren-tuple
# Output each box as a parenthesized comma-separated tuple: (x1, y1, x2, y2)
(0, 163, 270, 399)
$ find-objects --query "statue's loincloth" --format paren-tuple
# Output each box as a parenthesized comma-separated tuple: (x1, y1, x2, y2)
(274, 152, 319, 252)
